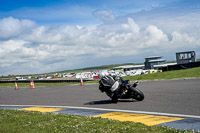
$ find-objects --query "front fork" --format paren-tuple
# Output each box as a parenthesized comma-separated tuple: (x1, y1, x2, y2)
(132, 81, 139, 87)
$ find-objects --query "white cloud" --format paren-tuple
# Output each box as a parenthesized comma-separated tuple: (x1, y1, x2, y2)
(0, 17, 35, 40)
(145, 25, 168, 46)
(127, 18, 140, 33)
(24, 26, 62, 44)
(0, 40, 26, 51)
(0, 16, 200, 75)
(93, 10, 115, 23)
(170, 32, 200, 49)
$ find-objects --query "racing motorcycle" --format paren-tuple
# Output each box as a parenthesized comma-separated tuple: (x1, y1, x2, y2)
(99, 75, 144, 103)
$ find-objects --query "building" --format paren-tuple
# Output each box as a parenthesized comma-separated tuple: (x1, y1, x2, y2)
(144, 56, 166, 69)
(112, 65, 144, 71)
(154, 63, 177, 70)
(161, 51, 199, 71)
(176, 51, 196, 64)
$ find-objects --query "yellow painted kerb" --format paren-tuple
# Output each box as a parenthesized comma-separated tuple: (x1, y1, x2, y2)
(20, 107, 65, 112)
(93, 112, 184, 126)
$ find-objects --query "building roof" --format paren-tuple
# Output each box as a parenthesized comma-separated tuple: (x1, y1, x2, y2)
(145, 56, 162, 59)
(176, 51, 195, 54)
(148, 59, 166, 63)
(153, 63, 177, 68)
(113, 65, 144, 69)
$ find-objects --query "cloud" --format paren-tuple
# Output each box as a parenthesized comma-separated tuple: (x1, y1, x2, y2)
(170, 32, 200, 49)
(24, 26, 63, 45)
(125, 0, 200, 37)
(0, 15, 200, 75)
(93, 10, 115, 23)
(145, 25, 168, 46)
(0, 17, 35, 40)
(122, 18, 140, 33)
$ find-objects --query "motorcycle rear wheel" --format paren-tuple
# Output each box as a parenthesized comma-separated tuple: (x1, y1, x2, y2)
(130, 87, 144, 101)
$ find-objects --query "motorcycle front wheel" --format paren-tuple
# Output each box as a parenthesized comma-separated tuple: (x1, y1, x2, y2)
(106, 92, 118, 103)
(130, 87, 144, 101)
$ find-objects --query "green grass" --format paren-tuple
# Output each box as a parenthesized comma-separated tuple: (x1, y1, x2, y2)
(124, 67, 200, 81)
(0, 82, 80, 88)
(1, 67, 200, 88)
(0, 109, 196, 133)
(0, 81, 101, 88)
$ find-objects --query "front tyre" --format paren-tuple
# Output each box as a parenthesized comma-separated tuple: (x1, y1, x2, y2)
(130, 87, 144, 101)
(111, 97, 118, 103)
(111, 93, 118, 103)
(106, 92, 118, 103)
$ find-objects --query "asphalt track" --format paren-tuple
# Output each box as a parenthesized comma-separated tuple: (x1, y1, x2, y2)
(1, 78, 200, 131)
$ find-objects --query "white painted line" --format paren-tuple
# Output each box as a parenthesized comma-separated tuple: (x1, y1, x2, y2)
(1, 104, 200, 119)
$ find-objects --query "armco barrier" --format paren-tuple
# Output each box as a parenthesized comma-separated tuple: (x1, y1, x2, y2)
(0, 79, 93, 83)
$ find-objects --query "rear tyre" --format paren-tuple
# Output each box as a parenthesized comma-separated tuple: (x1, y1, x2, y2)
(130, 87, 144, 101)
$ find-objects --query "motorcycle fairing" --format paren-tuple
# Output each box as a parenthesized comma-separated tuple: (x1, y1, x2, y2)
(111, 81, 119, 92)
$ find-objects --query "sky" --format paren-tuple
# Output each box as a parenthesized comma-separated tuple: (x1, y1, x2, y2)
(0, 0, 200, 75)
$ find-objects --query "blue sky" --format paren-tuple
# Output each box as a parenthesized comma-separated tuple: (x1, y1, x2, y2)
(0, 0, 180, 25)
(0, 0, 200, 75)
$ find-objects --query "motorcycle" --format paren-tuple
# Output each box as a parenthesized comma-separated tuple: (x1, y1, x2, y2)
(99, 75, 144, 103)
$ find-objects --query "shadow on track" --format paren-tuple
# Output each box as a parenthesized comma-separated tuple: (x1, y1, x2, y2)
(84, 99, 137, 105)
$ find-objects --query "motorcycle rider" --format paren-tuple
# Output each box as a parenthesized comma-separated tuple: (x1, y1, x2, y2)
(99, 73, 121, 102)
(99, 72, 144, 102)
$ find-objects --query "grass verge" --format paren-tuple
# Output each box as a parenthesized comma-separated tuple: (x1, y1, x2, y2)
(0, 109, 195, 133)
(124, 67, 200, 81)
(0, 82, 79, 88)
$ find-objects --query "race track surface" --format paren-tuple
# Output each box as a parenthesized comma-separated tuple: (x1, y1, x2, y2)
(0, 79, 200, 116)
